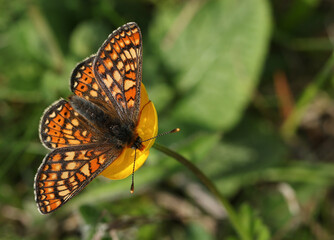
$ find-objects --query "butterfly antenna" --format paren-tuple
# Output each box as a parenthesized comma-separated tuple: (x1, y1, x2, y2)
(130, 128, 180, 194)
(142, 128, 180, 143)
(130, 149, 136, 194)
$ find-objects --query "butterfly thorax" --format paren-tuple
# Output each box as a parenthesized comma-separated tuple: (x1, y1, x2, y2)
(131, 135, 144, 151)
(69, 95, 143, 150)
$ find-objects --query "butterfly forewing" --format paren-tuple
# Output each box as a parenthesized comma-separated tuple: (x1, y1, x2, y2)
(35, 145, 123, 213)
(40, 99, 98, 149)
(93, 22, 142, 122)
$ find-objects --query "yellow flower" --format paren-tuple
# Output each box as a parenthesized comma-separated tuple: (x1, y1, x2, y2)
(100, 83, 158, 180)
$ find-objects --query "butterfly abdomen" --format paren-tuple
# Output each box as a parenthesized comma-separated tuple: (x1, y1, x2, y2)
(69, 95, 114, 126)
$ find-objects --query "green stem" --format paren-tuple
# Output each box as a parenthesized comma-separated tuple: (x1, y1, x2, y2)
(281, 51, 334, 140)
(153, 143, 250, 240)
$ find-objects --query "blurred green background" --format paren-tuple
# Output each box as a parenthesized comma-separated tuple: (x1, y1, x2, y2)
(1, 0, 334, 239)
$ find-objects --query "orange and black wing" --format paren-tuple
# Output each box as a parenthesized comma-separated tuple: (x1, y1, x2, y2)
(70, 56, 114, 106)
(70, 56, 120, 116)
(93, 22, 142, 123)
(71, 56, 103, 101)
(34, 145, 122, 214)
(39, 99, 98, 149)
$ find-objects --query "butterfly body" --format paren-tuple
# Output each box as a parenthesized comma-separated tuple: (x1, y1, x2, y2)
(35, 22, 147, 214)
(68, 95, 142, 150)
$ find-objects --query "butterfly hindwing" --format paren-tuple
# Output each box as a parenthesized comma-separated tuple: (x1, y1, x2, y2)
(70, 56, 120, 118)
(71, 56, 111, 105)
(40, 99, 98, 149)
(93, 22, 142, 122)
(34, 145, 123, 214)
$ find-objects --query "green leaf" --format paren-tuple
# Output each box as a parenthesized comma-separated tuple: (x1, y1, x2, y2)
(79, 205, 102, 226)
(228, 204, 271, 240)
(151, 0, 272, 131)
(202, 115, 287, 196)
(69, 21, 110, 59)
(279, 0, 320, 31)
(79, 205, 104, 240)
(40, 58, 77, 101)
(186, 222, 214, 240)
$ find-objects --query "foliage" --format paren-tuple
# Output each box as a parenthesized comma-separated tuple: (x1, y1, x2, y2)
(1, 0, 334, 239)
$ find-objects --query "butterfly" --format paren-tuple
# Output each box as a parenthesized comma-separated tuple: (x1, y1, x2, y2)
(35, 22, 148, 214)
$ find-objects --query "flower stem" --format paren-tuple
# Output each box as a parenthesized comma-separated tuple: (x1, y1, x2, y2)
(153, 143, 250, 240)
